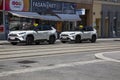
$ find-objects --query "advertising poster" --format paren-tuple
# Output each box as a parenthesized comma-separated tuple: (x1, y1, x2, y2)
(0, 0, 3, 10)
(5, 0, 30, 11)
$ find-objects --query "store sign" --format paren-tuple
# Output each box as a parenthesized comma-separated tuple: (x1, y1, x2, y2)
(10, 0, 24, 11)
(63, 3, 76, 14)
(0, 0, 3, 10)
(31, 0, 76, 14)
(76, 9, 85, 15)
(5, 0, 30, 11)
(31, 0, 62, 13)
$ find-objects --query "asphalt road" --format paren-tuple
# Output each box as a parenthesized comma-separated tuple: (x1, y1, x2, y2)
(0, 40, 120, 80)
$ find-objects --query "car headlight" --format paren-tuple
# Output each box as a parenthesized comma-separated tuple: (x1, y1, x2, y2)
(70, 33, 75, 35)
(18, 32, 26, 35)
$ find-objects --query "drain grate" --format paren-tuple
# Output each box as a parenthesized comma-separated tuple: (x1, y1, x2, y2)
(17, 60, 37, 64)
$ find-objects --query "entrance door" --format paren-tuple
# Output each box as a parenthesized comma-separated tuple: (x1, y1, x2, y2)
(104, 18, 109, 37)
(96, 18, 101, 37)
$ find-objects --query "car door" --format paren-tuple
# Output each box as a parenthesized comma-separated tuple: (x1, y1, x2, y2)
(82, 27, 90, 39)
(86, 27, 94, 39)
(36, 25, 44, 40)
(41, 25, 52, 39)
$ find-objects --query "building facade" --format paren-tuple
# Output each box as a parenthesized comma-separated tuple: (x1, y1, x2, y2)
(93, 0, 120, 38)
(56, 0, 93, 26)
(0, 0, 93, 40)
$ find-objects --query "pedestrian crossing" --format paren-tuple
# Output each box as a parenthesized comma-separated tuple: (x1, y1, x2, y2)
(0, 42, 120, 60)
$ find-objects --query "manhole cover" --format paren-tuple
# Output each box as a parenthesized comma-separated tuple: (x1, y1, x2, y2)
(47, 64, 55, 66)
(21, 65, 31, 68)
(17, 60, 37, 64)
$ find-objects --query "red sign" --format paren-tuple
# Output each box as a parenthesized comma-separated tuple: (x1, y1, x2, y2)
(0, 0, 3, 10)
(5, 0, 30, 11)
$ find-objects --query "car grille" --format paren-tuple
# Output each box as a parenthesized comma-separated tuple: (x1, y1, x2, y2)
(9, 34, 18, 37)
(61, 34, 69, 36)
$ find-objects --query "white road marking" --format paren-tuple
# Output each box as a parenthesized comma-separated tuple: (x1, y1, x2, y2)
(0, 46, 119, 61)
(0, 60, 104, 77)
(95, 51, 120, 62)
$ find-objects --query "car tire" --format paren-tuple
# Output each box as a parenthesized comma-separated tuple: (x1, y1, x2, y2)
(35, 41, 40, 45)
(11, 42, 18, 45)
(61, 41, 67, 43)
(75, 35, 81, 43)
(91, 35, 96, 43)
(26, 36, 34, 45)
(48, 36, 56, 44)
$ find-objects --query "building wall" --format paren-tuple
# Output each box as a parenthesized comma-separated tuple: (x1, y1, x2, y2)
(77, 3, 93, 26)
(55, 0, 93, 26)
(93, 1, 102, 37)
(101, 4, 120, 38)
(93, 0, 120, 38)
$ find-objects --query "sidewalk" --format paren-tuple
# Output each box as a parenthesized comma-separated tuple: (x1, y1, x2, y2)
(0, 38, 120, 45)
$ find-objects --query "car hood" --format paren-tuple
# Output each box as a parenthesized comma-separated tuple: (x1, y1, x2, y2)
(61, 31, 82, 35)
(9, 31, 33, 34)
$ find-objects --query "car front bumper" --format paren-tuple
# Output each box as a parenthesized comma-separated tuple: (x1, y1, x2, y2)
(8, 36, 26, 43)
(60, 36, 75, 41)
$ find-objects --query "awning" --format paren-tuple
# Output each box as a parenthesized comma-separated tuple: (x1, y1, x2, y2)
(57, 14, 81, 21)
(9, 11, 81, 21)
(9, 11, 60, 21)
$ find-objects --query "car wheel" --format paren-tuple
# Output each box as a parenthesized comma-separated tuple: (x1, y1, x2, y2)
(35, 41, 40, 45)
(11, 42, 18, 45)
(48, 36, 56, 44)
(61, 41, 67, 43)
(26, 36, 34, 45)
(91, 35, 96, 43)
(75, 35, 81, 43)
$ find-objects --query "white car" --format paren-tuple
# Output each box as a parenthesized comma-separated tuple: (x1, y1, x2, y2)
(8, 25, 57, 45)
(60, 26, 97, 43)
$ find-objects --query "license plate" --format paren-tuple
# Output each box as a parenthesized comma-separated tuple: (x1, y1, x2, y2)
(10, 37, 15, 40)
(62, 36, 67, 39)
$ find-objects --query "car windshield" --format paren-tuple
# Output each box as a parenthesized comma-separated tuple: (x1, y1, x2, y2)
(10, 24, 52, 31)
(10, 24, 34, 31)
(66, 26, 94, 31)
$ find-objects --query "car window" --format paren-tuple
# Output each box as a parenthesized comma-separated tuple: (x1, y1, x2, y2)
(87, 27, 93, 31)
(42, 25, 52, 31)
(83, 26, 93, 31)
(33, 25, 42, 31)
(82, 27, 87, 31)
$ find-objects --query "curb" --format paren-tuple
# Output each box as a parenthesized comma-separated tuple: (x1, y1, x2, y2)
(0, 38, 120, 45)
(0, 41, 9, 45)
(95, 51, 120, 62)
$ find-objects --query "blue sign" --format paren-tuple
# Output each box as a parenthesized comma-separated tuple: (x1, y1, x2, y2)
(63, 2, 76, 14)
(31, 0, 76, 14)
(31, 0, 62, 13)
(76, 9, 85, 15)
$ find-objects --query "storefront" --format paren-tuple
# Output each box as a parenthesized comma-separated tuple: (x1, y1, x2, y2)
(1, 0, 81, 40)
(0, 0, 4, 40)
(93, 1, 120, 38)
